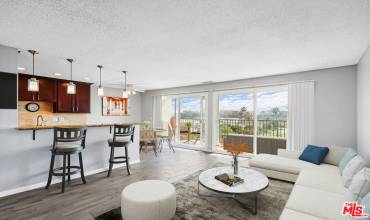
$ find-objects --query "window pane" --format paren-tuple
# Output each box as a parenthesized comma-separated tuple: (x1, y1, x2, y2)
(256, 88, 288, 155)
(256, 90, 288, 138)
(217, 93, 254, 149)
(179, 96, 206, 147)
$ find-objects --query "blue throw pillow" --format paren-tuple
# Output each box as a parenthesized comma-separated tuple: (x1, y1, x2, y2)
(299, 145, 329, 165)
(339, 149, 357, 174)
(360, 192, 370, 218)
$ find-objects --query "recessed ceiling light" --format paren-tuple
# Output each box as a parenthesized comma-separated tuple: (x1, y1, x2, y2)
(84, 77, 90, 81)
(17, 66, 25, 71)
(54, 72, 62, 76)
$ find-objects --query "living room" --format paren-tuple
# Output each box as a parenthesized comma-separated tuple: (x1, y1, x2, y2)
(0, 1, 369, 220)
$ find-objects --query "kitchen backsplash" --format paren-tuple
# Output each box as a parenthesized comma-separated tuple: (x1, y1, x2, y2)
(18, 101, 87, 127)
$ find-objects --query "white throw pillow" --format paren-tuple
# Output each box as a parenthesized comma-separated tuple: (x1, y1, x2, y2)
(342, 155, 367, 188)
(348, 168, 370, 201)
(322, 145, 350, 166)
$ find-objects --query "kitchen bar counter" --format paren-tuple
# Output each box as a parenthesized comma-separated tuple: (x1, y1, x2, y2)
(1, 123, 141, 196)
(16, 122, 145, 130)
(16, 122, 145, 140)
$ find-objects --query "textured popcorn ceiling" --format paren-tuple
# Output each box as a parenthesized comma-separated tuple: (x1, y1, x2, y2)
(0, 0, 369, 90)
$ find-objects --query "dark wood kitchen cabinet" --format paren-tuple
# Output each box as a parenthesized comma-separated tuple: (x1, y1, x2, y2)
(56, 80, 91, 113)
(19, 73, 91, 113)
(75, 83, 91, 113)
(18, 74, 56, 102)
(56, 81, 74, 112)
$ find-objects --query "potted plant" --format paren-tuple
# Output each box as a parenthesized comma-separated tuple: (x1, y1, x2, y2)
(185, 121, 192, 142)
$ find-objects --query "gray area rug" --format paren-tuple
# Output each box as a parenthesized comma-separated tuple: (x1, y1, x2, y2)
(95, 168, 294, 220)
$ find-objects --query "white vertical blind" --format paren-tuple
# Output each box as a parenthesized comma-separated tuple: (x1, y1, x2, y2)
(152, 95, 163, 129)
(287, 81, 315, 151)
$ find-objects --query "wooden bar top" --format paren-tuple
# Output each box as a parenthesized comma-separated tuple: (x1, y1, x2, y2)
(16, 122, 144, 130)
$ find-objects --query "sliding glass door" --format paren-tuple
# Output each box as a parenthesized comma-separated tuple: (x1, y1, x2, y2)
(161, 93, 208, 150)
(213, 89, 255, 153)
(256, 88, 288, 154)
(213, 86, 288, 155)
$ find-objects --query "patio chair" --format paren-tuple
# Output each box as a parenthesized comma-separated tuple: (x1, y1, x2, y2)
(157, 122, 176, 153)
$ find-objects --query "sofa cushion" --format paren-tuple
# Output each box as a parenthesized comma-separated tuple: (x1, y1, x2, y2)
(278, 149, 302, 159)
(348, 167, 370, 201)
(296, 169, 345, 194)
(360, 192, 370, 218)
(339, 148, 357, 174)
(299, 145, 329, 165)
(342, 155, 367, 188)
(285, 185, 346, 220)
(323, 145, 350, 166)
(250, 154, 319, 175)
(250, 154, 339, 175)
(280, 208, 324, 220)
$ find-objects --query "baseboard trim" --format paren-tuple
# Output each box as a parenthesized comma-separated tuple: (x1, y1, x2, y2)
(0, 159, 140, 198)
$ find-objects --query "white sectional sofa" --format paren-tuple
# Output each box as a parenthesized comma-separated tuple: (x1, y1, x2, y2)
(249, 146, 352, 220)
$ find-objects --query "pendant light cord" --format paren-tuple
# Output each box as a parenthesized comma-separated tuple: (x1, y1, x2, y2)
(123, 71, 127, 91)
(32, 53, 35, 76)
(28, 50, 38, 77)
(98, 65, 103, 87)
(66, 58, 74, 81)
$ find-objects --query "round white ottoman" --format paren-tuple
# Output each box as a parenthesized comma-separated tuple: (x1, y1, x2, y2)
(121, 180, 176, 220)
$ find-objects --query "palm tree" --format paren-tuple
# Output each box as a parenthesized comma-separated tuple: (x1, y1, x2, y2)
(272, 107, 280, 120)
(272, 107, 280, 136)
(239, 106, 247, 119)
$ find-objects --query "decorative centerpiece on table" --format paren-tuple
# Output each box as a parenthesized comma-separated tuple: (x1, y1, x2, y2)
(214, 136, 249, 186)
(223, 136, 249, 175)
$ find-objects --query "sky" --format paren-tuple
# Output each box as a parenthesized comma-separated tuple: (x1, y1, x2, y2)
(180, 97, 202, 112)
(219, 91, 288, 112)
(169, 90, 288, 113)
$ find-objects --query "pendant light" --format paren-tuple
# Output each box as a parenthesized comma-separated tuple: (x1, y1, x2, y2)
(97, 65, 104, 96)
(122, 70, 128, 98)
(27, 50, 39, 92)
(66, 58, 76, 94)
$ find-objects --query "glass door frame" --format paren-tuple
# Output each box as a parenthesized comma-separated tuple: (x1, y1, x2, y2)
(212, 85, 288, 155)
(212, 88, 257, 155)
(173, 92, 209, 151)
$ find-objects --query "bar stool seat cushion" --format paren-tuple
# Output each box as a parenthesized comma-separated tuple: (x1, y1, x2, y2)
(121, 180, 176, 220)
(55, 143, 83, 152)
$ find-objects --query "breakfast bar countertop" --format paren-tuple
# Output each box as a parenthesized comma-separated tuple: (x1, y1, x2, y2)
(16, 122, 145, 130)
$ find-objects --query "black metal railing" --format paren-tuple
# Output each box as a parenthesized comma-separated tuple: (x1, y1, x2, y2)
(218, 118, 287, 142)
(179, 119, 203, 133)
(177, 118, 287, 146)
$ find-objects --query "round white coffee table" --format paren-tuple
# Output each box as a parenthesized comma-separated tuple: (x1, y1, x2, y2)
(198, 166, 269, 214)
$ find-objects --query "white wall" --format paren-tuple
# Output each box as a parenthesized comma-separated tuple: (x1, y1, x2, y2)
(142, 66, 357, 148)
(0, 44, 142, 196)
(357, 46, 370, 164)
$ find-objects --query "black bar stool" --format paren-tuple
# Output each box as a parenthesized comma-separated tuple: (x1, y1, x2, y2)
(107, 124, 135, 177)
(45, 127, 87, 193)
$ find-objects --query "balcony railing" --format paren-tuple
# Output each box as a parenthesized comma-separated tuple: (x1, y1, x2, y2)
(177, 118, 287, 154)
(179, 119, 203, 132)
(218, 118, 287, 141)
(218, 118, 287, 155)
(179, 119, 203, 144)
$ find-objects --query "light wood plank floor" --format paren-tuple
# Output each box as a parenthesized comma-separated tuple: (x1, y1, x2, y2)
(0, 148, 228, 220)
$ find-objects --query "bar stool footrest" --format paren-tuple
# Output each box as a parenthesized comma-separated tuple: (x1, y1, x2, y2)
(52, 166, 81, 176)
